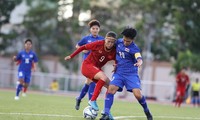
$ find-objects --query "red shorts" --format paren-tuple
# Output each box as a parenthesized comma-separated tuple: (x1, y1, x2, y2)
(176, 87, 186, 97)
(81, 62, 101, 83)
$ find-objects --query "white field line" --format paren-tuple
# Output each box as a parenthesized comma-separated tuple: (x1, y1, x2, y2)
(0, 112, 200, 120)
(0, 112, 82, 118)
(114, 116, 200, 120)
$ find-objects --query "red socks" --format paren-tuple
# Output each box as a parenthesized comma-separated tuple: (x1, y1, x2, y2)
(91, 80, 105, 101)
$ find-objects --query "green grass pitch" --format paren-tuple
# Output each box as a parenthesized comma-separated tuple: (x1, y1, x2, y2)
(0, 89, 200, 120)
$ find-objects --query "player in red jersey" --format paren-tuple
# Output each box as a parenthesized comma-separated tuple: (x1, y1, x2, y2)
(64, 31, 117, 111)
(175, 67, 190, 107)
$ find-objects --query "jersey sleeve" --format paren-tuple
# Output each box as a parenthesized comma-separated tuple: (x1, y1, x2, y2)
(16, 52, 22, 61)
(77, 37, 87, 46)
(33, 52, 38, 63)
(135, 52, 142, 60)
(133, 45, 142, 60)
(70, 45, 86, 58)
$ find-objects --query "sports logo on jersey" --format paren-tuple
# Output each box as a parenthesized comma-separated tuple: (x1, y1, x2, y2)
(98, 50, 102, 53)
(88, 40, 92, 43)
(29, 54, 33, 58)
(22, 55, 25, 58)
(125, 48, 130, 52)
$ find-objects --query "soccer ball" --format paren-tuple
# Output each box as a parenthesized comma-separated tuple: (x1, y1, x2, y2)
(83, 106, 98, 120)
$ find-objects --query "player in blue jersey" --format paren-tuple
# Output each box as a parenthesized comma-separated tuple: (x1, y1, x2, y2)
(100, 27, 153, 120)
(13, 39, 38, 100)
(75, 19, 104, 110)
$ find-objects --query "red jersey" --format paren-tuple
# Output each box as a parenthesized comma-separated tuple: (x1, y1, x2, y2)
(176, 72, 190, 89)
(70, 40, 116, 68)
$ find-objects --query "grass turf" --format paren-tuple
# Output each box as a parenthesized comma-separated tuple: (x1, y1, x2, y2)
(0, 90, 199, 120)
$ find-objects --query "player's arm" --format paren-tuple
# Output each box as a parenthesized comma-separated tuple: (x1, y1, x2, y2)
(13, 53, 21, 65)
(176, 74, 180, 82)
(65, 41, 97, 61)
(32, 62, 37, 72)
(32, 53, 38, 71)
(134, 52, 143, 67)
(76, 44, 89, 53)
(65, 45, 87, 60)
(112, 54, 117, 72)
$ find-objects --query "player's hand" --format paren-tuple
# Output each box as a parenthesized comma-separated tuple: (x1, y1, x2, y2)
(32, 67, 36, 72)
(13, 56, 17, 61)
(134, 59, 143, 67)
(64, 56, 71, 61)
(112, 64, 117, 72)
(82, 50, 89, 53)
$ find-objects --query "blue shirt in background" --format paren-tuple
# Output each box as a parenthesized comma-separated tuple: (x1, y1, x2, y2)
(77, 34, 104, 59)
(16, 50, 38, 73)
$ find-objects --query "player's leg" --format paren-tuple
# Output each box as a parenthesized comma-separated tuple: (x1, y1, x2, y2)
(15, 71, 25, 100)
(127, 75, 153, 120)
(178, 89, 185, 107)
(88, 71, 109, 111)
(75, 78, 92, 110)
(133, 89, 153, 120)
(100, 85, 119, 120)
(100, 73, 123, 120)
(88, 80, 95, 100)
(175, 90, 180, 107)
(22, 73, 31, 97)
(22, 83, 28, 96)
(15, 79, 24, 100)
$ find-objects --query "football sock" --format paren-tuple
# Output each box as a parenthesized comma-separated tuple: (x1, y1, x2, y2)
(104, 93, 114, 115)
(78, 84, 89, 100)
(138, 96, 149, 112)
(88, 82, 95, 100)
(23, 87, 27, 93)
(90, 79, 105, 101)
(16, 84, 23, 96)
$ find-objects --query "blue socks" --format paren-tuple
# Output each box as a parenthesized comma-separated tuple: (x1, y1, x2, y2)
(88, 82, 95, 100)
(138, 96, 149, 112)
(104, 93, 114, 115)
(16, 84, 23, 96)
(78, 84, 89, 100)
(77, 82, 96, 100)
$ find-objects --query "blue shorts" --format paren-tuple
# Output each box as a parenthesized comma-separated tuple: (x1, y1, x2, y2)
(110, 72, 141, 92)
(18, 71, 31, 84)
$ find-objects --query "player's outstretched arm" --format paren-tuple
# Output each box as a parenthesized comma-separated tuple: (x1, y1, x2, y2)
(64, 45, 87, 61)
(64, 56, 71, 61)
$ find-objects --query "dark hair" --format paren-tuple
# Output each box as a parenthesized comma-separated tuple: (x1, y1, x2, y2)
(106, 31, 117, 39)
(121, 26, 137, 39)
(88, 19, 100, 28)
(182, 67, 187, 70)
(25, 39, 32, 44)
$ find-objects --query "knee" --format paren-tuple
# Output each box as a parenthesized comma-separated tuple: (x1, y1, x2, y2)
(134, 92, 142, 100)
(135, 94, 142, 100)
(85, 79, 92, 84)
(108, 86, 117, 94)
(108, 90, 116, 94)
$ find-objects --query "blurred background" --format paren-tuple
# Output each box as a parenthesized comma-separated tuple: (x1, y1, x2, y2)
(1, 0, 200, 102)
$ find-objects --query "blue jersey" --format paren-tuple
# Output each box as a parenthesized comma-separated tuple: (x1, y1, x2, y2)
(77, 34, 104, 59)
(115, 38, 142, 74)
(16, 50, 38, 73)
